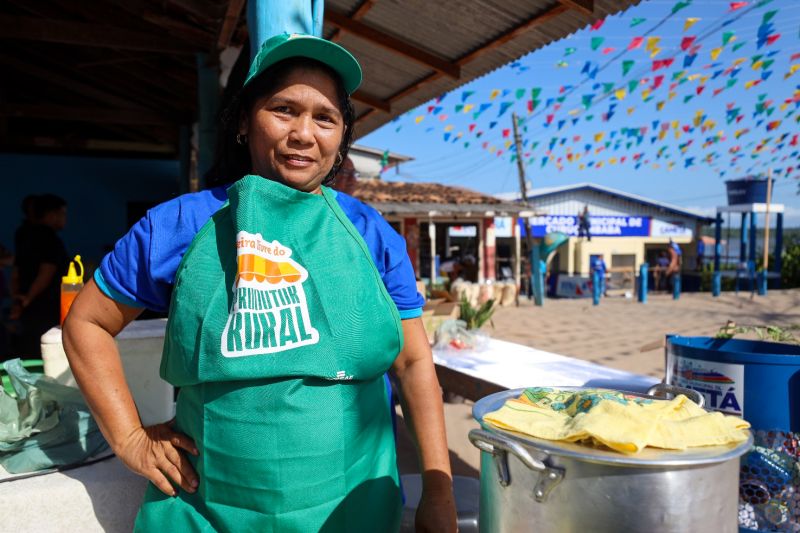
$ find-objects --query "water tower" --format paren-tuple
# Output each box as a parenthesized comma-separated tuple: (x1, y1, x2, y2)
(712, 175, 784, 295)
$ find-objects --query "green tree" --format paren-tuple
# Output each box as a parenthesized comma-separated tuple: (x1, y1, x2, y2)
(782, 235, 800, 288)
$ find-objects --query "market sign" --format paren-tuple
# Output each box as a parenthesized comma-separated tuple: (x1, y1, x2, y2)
(493, 217, 514, 238)
(448, 225, 477, 237)
(518, 215, 693, 239)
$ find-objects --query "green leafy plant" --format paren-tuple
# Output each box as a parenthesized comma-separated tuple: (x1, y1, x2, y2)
(715, 320, 800, 344)
(459, 295, 495, 330)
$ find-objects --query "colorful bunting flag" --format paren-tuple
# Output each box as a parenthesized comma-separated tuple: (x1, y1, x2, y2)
(684, 17, 701, 32)
(628, 36, 644, 50)
(622, 60, 635, 76)
(591, 36, 605, 51)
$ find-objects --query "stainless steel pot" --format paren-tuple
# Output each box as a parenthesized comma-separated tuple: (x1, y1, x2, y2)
(470, 384, 753, 533)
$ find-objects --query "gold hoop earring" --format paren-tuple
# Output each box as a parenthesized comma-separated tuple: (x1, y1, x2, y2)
(236, 133, 248, 145)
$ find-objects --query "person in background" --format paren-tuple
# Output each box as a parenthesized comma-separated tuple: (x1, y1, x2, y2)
(590, 254, 607, 296)
(696, 238, 705, 271)
(10, 194, 68, 357)
(332, 155, 358, 196)
(0, 245, 13, 359)
(667, 238, 682, 291)
(577, 205, 591, 241)
(654, 251, 670, 291)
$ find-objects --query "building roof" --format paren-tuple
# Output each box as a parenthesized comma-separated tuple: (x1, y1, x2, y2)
(352, 179, 529, 216)
(496, 182, 714, 223)
(350, 144, 413, 164)
(1, 0, 640, 157)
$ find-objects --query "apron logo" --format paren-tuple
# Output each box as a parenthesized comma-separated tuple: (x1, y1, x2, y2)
(221, 231, 320, 357)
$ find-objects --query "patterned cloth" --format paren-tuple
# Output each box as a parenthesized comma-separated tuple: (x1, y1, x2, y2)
(484, 387, 751, 454)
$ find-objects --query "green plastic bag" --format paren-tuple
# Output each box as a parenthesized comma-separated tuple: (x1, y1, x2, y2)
(0, 359, 108, 474)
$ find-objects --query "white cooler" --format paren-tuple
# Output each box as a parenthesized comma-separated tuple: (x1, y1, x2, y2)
(41, 318, 175, 425)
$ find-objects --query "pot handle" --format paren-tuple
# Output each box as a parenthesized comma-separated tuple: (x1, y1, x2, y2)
(647, 383, 705, 408)
(469, 429, 564, 502)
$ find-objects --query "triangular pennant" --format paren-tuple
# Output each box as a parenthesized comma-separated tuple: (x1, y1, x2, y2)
(622, 60, 635, 76)
(684, 17, 701, 32)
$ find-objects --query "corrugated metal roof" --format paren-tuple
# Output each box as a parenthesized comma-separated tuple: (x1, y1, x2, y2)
(496, 182, 715, 222)
(324, 0, 642, 135)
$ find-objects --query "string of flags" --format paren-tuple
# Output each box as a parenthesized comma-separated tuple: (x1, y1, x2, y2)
(391, 0, 799, 179)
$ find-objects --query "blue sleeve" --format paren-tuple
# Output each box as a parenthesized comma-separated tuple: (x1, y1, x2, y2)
(335, 192, 424, 319)
(98, 212, 171, 312)
(97, 187, 227, 312)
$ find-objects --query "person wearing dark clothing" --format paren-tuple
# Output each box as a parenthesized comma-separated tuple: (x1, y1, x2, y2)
(577, 205, 591, 241)
(10, 194, 69, 358)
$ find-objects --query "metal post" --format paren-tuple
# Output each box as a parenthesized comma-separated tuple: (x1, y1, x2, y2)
(713, 212, 722, 297)
(592, 270, 601, 306)
(775, 212, 784, 288)
(638, 263, 648, 303)
(739, 212, 748, 264)
(749, 212, 757, 293)
(531, 245, 544, 306)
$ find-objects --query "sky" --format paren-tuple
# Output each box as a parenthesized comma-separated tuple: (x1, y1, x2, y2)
(360, 0, 800, 226)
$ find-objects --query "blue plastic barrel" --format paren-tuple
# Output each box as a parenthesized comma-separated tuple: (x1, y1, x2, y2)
(666, 336, 800, 431)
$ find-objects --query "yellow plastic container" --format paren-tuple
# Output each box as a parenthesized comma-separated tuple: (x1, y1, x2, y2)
(60, 255, 84, 325)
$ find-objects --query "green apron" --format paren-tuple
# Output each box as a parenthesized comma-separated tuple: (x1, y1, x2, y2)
(134, 175, 405, 532)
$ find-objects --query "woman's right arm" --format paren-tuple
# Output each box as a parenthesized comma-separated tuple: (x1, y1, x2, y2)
(63, 279, 199, 496)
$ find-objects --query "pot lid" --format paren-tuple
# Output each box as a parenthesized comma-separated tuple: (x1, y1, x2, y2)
(472, 387, 753, 467)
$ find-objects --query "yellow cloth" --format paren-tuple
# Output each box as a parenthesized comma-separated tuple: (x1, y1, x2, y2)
(483, 388, 751, 454)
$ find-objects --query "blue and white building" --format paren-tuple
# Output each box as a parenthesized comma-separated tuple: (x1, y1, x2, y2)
(497, 183, 713, 277)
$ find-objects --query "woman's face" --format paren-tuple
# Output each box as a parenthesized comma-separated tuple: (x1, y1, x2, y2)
(241, 66, 345, 194)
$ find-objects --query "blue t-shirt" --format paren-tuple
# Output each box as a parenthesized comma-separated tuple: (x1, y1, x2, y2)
(96, 186, 424, 319)
(590, 257, 607, 274)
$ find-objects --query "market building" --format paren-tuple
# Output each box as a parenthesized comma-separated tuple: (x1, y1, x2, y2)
(351, 179, 531, 287)
(498, 183, 713, 291)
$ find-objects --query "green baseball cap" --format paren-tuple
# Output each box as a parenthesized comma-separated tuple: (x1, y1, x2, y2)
(244, 33, 362, 94)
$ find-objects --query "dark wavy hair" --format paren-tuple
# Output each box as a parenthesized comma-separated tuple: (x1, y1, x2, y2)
(205, 57, 356, 188)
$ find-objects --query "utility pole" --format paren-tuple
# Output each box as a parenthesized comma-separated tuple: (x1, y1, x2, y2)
(512, 112, 533, 253)
(512, 112, 542, 305)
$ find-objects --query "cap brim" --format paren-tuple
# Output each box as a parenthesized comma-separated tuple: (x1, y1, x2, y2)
(245, 35, 362, 95)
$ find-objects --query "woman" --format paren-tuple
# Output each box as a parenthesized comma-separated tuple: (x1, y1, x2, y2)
(64, 33, 457, 532)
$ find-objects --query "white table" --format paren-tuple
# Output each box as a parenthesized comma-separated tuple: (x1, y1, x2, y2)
(433, 338, 659, 400)
(0, 456, 147, 532)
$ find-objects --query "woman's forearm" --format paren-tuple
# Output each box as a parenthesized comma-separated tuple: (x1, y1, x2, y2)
(396, 358, 452, 490)
(63, 281, 143, 451)
(392, 319, 452, 491)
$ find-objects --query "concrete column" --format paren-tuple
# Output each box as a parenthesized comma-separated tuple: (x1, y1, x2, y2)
(178, 125, 191, 194)
(428, 220, 436, 289)
(196, 53, 220, 187)
(566, 238, 575, 275)
(483, 217, 496, 281)
(477, 218, 485, 283)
